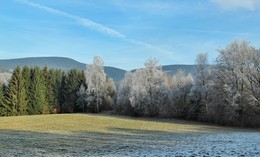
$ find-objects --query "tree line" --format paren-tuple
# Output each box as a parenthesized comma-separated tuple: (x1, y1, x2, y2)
(0, 59, 115, 116)
(0, 66, 81, 115)
(115, 40, 260, 127)
(0, 40, 259, 127)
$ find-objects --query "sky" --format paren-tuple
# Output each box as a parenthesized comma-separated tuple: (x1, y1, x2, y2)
(0, 0, 260, 70)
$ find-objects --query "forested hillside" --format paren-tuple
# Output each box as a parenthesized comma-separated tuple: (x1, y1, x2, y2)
(0, 57, 85, 70)
(0, 57, 126, 82)
(0, 57, 195, 82)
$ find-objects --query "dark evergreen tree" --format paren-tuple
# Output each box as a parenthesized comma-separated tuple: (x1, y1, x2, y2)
(0, 83, 8, 116)
(62, 69, 82, 113)
(79, 70, 87, 88)
(42, 66, 53, 113)
(0, 83, 3, 106)
(22, 65, 31, 109)
(0, 66, 85, 116)
(50, 69, 63, 113)
(59, 72, 66, 113)
(47, 69, 55, 112)
(3, 66, 27, 116)
(28, 66, 47, 115)
(42, 65, 49, 113)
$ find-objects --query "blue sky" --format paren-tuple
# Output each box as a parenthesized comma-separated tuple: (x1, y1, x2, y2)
(0, 0, 260, 70)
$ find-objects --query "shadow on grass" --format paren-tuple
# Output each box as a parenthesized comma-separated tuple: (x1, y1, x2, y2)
(108, 127, 191, 135)
(94, 113, 260, 132)
(0, 128, 197, 156)
(98, 112, 203, 125)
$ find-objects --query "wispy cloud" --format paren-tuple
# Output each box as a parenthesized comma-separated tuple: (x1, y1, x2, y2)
(210, 0, 260, 11)
(16, 0, 175, 57)
(125, 39, 174, 57)
(16, 0, 125, 38)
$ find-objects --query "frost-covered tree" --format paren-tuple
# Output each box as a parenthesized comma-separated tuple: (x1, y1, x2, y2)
(85, 56, 107, 113)
(129, 69, 148, 116)
(129, 58, 169, 116)
(216, 40, 260, 97)
(195, 53, 209, 86)
(76, 84, 87, 112)
(189, 53, 211, 121)
(211, 40, 260, 126)
(172, 70, 193, 89)
(168, 70, 193, 118)
(0, 72, 12, 85)
(116, 72, 133, 114)
(104, 77, 116, 110)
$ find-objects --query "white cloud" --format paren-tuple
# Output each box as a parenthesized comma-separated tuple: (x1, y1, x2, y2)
(210, 0, 260, 10)
(16, 0, 176, 58)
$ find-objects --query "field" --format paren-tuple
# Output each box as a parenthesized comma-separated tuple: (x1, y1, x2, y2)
(0, 114, 259, 156)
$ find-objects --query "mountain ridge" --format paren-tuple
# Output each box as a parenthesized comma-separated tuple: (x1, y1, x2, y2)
(0, 57, 195, 82)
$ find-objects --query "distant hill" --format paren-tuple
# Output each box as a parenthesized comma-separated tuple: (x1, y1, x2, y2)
(162, 65, 195, 75)
(0, 57, 85, 70)
(0, 57, 195, 83)
(131, 65, 195, 76)
(0, 57, 126, 82)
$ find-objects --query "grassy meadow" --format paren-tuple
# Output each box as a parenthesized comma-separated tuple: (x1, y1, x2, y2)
(0, 113, 222, 134)
(0, 114, 259, 156)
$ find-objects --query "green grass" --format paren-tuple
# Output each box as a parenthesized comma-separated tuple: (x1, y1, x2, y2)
(0, 114, 258, 156)
(0, 113, 234, 135)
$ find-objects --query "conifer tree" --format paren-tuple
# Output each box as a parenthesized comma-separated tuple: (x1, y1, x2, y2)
(43, 69, 63, 113)
(4, 66, 27, 115)
(79, 70, 87, 87)
(0, 83, 8, 116)
(62, 69, 82, 113)
(22, 65, 31, 109)
(42, 65, 49, 113)
(28, 66, 47, 115)
(46, 69, 60, 113)
(59, 72, 67, 113)
(44, 67, 54, 112)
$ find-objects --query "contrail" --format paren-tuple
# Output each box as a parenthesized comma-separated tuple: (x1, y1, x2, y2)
(16, 0, 175, 57)
(16, 0, 126, 38)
